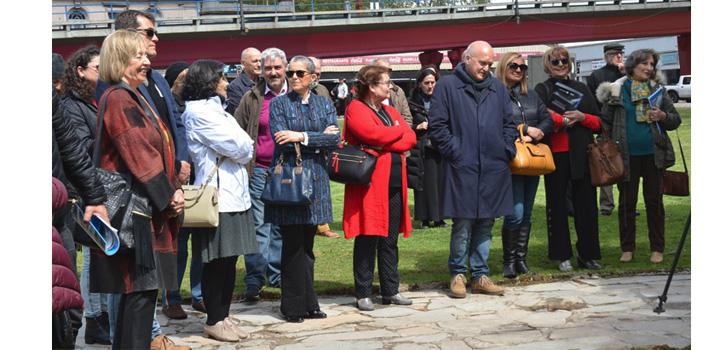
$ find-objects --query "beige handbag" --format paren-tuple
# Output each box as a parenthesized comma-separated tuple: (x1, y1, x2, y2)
(182, 158, 225, 228)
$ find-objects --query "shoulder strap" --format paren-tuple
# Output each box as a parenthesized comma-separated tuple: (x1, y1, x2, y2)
(674, 129, 687, 174)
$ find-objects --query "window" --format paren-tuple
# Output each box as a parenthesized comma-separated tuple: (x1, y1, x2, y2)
(682, 76, 690, 85)
(67, 7, 87, 20)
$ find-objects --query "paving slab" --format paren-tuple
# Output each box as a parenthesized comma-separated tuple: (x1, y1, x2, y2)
(74, 273, 690, 350)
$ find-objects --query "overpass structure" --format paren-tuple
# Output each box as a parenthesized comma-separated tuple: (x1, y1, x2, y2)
(52, 0, 691, 72)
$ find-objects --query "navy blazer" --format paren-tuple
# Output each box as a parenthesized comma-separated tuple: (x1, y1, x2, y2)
(96, 71, 189, 164)
(428, 68, 516, 220)
(264, 91, 340, 226)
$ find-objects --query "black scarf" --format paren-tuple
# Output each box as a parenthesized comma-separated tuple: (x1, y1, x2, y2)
(455, 63, 493, 92)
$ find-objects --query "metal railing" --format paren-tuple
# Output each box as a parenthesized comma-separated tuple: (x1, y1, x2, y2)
(52, 0, 690, 33)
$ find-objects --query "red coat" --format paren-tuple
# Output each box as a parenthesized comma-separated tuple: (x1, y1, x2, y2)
(342, 100, 416, 239)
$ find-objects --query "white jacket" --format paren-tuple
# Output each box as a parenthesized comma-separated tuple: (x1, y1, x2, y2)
(183, 96, 254, 212)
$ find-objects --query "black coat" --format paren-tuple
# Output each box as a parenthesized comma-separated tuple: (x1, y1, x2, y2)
(534, 78, 601, 179)
(60, 90, 97, 155)
(586, 64, 624, 109)
(406, 88, 431, 190)
(52, 92, 106, 206)
(507, 85, 554, 140)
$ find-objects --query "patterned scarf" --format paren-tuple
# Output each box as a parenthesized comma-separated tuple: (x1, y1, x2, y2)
(629, 79, 652, 123)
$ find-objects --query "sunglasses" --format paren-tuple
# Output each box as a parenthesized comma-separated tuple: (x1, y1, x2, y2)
(508, 63, 528, 72)
(550, 58, 569, 66)
(134, 28, 158, 39)
(287, 70, 309, 78)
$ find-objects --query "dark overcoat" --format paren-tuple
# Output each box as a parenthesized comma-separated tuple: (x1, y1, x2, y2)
(427, 70, 517, 220)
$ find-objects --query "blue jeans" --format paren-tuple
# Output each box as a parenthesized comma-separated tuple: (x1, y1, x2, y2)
(448, 218, 494, 280)
(244, 166, 282, 289)
(503, 175, 540, 230)
(80, 246, 110, 318)
(162, 229, 203, 305)
(107, 293, 120, 342)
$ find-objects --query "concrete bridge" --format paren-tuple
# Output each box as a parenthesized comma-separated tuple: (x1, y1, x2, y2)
(52, 0, 691, 69)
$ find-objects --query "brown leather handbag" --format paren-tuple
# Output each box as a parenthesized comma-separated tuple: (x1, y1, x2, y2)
(587, 133, 626, 186)
(509, 124, 556, 176)
(663, 129, 689, 196)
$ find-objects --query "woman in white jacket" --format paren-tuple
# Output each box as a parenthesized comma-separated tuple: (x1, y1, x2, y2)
(181, 59, 256, 343)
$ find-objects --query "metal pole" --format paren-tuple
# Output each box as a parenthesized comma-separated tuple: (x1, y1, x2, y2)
(240, 0, 246, 33)
(654, 212, 691, 314)
(514, 0, 520, 24)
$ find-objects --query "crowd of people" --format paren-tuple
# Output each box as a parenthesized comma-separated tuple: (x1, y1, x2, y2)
(51, 9, 682, 349)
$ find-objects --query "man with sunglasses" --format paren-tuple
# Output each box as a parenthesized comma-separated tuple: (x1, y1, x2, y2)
(234, 47, 289, 303)
(99, 10, 192, 350)
(428, 41, 515, 299)
(586, 43, 626, 217)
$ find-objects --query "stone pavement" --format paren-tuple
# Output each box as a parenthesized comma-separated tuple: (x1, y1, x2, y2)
(77, 273, 690, 350)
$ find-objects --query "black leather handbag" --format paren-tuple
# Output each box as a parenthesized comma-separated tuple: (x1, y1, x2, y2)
(261, 143, 314, 205)
(327, 143, 377, 185)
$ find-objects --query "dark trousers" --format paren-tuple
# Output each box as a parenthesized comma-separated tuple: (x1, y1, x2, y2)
(280, 225, 319, 317)
(545, 152, 601, 261)
(202, 256, 238, 325)
(112, 289, 157, 350)
(353, 187, 402, 298)
(618, 155, 665, 253)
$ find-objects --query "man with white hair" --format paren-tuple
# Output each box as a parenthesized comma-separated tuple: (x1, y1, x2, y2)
(234, 47, 288, 302)
(226, 47, 262, 114)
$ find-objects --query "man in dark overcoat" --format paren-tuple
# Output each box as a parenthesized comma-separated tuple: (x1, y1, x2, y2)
(428, 40, 517, 299)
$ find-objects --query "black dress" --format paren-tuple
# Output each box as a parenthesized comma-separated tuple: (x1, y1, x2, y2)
(408, 89, 443, 223)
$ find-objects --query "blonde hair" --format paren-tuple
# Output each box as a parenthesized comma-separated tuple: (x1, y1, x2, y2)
(99, 30, 146, 85)
(171, 68, 188, 96)
(542, 45, 570, 77)
(496, 52, 527, 94)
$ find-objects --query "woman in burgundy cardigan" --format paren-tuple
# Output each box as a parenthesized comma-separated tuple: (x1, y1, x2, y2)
(534, 45, 603, 273)
(343, 64, 416, 311)
(92, 30, 184, 350)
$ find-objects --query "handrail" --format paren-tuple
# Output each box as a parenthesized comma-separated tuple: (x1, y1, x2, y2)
(52, 0, 691, 31)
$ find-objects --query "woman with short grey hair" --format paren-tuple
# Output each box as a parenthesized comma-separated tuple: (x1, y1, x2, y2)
(596, 48, 681, 264)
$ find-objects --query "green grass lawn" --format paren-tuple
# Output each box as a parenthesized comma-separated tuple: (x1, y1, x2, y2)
(79, 109, 691, 299)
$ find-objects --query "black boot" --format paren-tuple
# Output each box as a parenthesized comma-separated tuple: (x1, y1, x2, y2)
(515, 223, 531, 274)
(502, 227, 517, 279)
(84, 314, 111, 345)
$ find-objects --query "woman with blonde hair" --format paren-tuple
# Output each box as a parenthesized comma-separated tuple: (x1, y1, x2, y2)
(534, 45, 603, 272)
(495, 52, 553, 278)
(91, 30, 184, 349)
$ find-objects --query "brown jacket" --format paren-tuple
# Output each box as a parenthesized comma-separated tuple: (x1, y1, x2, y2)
(389, 83, 412, 125)
(313, 83, 331, 98)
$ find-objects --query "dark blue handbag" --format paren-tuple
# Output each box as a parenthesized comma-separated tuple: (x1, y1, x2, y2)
(261, 143, 314, 205)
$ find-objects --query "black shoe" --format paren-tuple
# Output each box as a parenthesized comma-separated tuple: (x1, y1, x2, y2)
(241, 286, 262, 302)
(515, 260, 529, 275)
(600, 210, 612, 216)
(84, 316, 111, 345)
(285, 315, 304, 323)
(305, 309, 327, 319)
(433, 221, 447, 228)
(577, 257, 603, 270)
(501, 227, 517, 279)
(634, 210, 641, 217)
(503, 263, 517, 279)
(515, 224, 531, 275)
(420, 220, 431, 229)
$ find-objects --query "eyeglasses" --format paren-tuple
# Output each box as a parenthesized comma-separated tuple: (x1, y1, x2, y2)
(133, 28, 158, 39)
(550, 58, 569, 66)
(508, 63, 528, 72)
(287, 70, 308, 78)
(376, 80, 392, 86)
(86, 64, 100, 72)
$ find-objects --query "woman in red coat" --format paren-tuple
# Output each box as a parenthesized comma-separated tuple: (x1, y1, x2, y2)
(343, 64, 416, 311)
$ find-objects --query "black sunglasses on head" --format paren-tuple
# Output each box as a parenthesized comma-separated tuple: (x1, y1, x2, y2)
(508, 63, 528, 72)
(287, 70, 308, 78)
(133, 28, 158, 39)
(550, 58, 569, 66)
